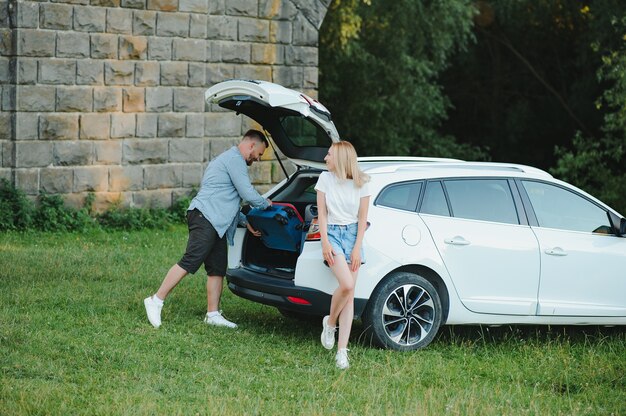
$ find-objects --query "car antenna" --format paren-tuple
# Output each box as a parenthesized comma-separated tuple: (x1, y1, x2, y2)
(264, 128, 289, 179)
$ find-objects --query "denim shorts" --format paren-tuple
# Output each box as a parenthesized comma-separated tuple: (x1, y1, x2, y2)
(327, 223, 365, 264)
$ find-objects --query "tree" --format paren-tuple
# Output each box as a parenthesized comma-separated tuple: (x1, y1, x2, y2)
(319, 0, 484, 159)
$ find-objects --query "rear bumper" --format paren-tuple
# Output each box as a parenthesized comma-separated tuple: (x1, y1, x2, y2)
(226, 267, 367, 318)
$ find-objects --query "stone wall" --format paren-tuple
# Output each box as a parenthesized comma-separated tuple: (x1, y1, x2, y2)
(0, 0, 329, 211)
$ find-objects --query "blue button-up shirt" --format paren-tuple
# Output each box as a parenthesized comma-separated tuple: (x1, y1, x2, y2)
(188, 146, 270, 245)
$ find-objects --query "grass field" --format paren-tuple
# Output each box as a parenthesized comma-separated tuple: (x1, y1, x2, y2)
(1, 226, 624, 415)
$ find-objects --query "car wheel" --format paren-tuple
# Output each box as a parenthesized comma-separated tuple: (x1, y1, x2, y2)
(363, 272, 443, 351)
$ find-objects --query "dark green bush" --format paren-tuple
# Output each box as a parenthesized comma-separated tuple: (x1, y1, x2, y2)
(32, 193, 96, 232)
(0, 179, 35, 231)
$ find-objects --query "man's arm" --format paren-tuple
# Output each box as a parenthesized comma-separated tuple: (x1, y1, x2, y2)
(226, 156, 270, 209)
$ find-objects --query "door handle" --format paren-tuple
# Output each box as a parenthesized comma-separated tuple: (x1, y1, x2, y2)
(544, 247, 568, 256)
(444, 237, 470, 246)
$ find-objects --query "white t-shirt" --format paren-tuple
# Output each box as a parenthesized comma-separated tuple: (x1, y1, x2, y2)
(314, 171, 371, 225)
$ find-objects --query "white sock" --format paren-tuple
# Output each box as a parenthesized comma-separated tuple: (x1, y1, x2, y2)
(207, 310, 220, 317)
(152, 295, 164, 306)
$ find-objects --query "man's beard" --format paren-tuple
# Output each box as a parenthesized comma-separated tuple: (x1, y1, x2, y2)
(246, 159, 253, 166)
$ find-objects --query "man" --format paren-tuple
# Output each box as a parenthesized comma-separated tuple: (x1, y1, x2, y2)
(144, 129, 272, 329)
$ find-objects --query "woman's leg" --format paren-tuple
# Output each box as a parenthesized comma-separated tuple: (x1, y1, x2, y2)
(328, 255, 355, 328)
(336, 271, 357, 350)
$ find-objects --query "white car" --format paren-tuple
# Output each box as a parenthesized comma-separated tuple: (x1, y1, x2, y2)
(206, 80, 626, 351)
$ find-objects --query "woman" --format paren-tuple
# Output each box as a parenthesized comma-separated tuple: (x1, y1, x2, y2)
(315, 141, 371, 369)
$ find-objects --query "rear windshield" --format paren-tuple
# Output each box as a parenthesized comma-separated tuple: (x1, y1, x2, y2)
(280, 116, 333, 148)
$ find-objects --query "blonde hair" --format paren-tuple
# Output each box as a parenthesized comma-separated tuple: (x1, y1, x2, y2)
(331, 141, 370, 187)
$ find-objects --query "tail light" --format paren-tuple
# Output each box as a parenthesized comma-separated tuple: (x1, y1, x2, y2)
(305, 218, 320, 241)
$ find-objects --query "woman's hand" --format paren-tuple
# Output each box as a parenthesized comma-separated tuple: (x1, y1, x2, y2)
(349, 247, 361, 272)
(322, 241, 335, 266)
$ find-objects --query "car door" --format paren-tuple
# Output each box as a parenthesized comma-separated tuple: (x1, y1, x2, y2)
(420, 179, 541, 315)
(520, 180, 626, 316)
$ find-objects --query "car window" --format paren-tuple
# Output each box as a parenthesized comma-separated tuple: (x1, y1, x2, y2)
(420, 181, 450, 216)
(272, 174, 319, 203)
(521, 181, 610, 233)
(444, 179, 519, 224)
(279, 116, 332, 147)
(376, 182, 422, 212)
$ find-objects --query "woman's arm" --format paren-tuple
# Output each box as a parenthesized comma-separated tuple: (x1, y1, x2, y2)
(317, 190, 335, 266)
(350, 195, 370, 272)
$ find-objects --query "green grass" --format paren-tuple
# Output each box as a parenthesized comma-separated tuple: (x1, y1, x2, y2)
(1, 226, 625, 415)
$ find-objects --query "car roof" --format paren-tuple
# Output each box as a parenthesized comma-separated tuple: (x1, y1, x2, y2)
(362, 161, 553, 179)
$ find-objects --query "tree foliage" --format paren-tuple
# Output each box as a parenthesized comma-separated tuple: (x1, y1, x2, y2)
(319, 0, 484, 159)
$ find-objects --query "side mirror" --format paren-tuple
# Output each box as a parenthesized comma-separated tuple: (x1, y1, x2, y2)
(607, 211, 626, 237)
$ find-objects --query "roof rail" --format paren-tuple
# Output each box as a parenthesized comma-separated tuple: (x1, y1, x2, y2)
(394, 162, 552, 177)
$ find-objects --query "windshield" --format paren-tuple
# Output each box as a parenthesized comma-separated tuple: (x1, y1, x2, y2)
(279, 115, 333, 148)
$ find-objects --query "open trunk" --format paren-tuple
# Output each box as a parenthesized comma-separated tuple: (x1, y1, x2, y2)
(240, 170, 321, 279)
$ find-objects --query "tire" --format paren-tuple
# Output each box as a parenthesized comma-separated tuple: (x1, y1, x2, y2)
(363, 272, 443, 351)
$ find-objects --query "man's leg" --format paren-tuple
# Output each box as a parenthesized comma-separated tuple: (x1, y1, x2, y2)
(206, 274, 223, 312)
(202, 235, 236, 328)
(157, 264, 188, 301)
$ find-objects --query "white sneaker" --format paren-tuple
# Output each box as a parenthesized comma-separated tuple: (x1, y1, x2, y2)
(144, 296, 162, 328)
(321, 315, 336, 350)
(204, 311, 237, 329)
(335, 348, 350, 370)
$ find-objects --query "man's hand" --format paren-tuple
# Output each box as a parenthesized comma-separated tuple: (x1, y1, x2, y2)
(246, 223, 262, 237)
(266, 198, 273, 207)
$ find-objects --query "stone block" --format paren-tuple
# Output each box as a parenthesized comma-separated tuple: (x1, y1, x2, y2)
(15, 168, 39, 195)
(40, 114, 79, 140)
(293, 14, 318, 47)
(91, 34, 118, 59)
(18, 30, 56, 57)
(16, 141, 53, 168)
(208, 0, 225, 14)
(145, 87, 172, 112)
(160, 62, 188, 86)
(148, 37, 172, 60)
(122, 0, 145, 9)
(53, 140, 93, 166)
(111, 113, 136, 138)
(11, 1, 39, 28)
(156, 13, 189, 37)
(173, 88, 204, 112)
(158, 113, 186, 137)
(39, 60, 76, 85)
(40, 167, 73, 193)
(91, 0, 121, 7)
(182, 163, 202, 187)
(218, 42, 250, 63)
(304, 67, 318, 89)
(133, 10, 156, 36)
(15, 112, 39, 140)
(147, 0, 178, 11)
(0, 112, 11, 140)
(135, 61, 160, 86)
(40, 3, 73, 30)
(173, 38, 206, 62)
(234, 65, 271, 82)
(190, 14, 207, 39)
(206, 16, 237, 41)
(17, 85, 55, 111)
(144, 164, 183, 189)
(56, 87, 93, 112)
(105, 61, 135, 85)
(272, 65, 302, 88)
(109, 165, 143, 191)
(123, 87, 145, 112)
(92, 192, 130, 212)
(0, 57, 8, 83)
(204, 112, 240, 137)
(186, 113, 204, 137)
(119, 36, 148, 60)
(180, 0, 208, 13)
(188, 62, 206, 87)
(94, 87, 122, 112)
(169, 138, 203, 162)
(74, 166, 108, 192)
(206, 63, 234, 85)
(226, 0, 257, 16)
(251, 43, 284, 65)
(2, 85, 15, 111)
(207, 136, 237, 159)
(74, 6, 106, 32)
(77, 60, 104, 85)
(17, 59, 38, 85)
(249, 160, 272, 184)
(132, 189, 171, 208)
(238, 17, 269, 42)
(285, 45, 317, 66)
(136, 113, 158, 137)
(270, 21, 292, 44)
(107, 8, 133, 34)
(94, 141, 122, 164)
(297, 0, 329, 29)
(123, 138, 168, 164)
(259, 0, 298, 20)
(80, 113, 110, 139)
